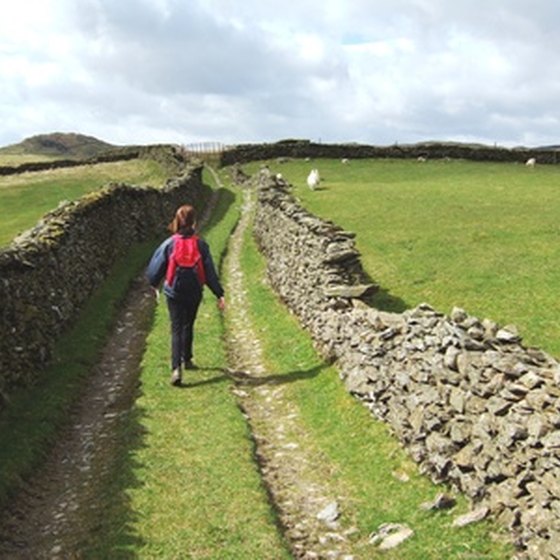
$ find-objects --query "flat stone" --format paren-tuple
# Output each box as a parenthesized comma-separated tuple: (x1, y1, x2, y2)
(543, 431, 560, 449)
(369, 523, 414, 550)
(317, 502, 340, 524)
(449, 387, 466, 413)
(324, 284, 377, 299)
(452, 506, 489, 527)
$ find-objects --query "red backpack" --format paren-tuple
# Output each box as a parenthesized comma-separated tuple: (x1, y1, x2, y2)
(166, 234, 206, 291)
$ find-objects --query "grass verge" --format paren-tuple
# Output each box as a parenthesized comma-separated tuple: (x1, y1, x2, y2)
(237, 201, 514, 559)
(85, 180, 291, 559)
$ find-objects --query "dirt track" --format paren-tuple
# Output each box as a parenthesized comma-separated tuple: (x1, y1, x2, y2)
(0, 275, 155, 559)
(0, 176, 365, 559)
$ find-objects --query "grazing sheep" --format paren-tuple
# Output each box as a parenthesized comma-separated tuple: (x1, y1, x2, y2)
(417, 156, 427, 163)
(307, 168, 320, 190)
(526, 157, 536, 168)
(341, 158, 350, 164)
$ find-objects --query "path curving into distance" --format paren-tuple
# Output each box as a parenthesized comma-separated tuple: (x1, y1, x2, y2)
(222, 181, 362, 559)
(0, 170, 364, 559)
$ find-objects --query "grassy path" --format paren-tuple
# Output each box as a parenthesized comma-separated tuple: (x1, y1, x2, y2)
(0, 168, 514, 558)
(223, 186, 366, 558)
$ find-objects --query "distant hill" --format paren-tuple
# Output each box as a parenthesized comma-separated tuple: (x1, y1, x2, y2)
(0, 132, 116, 159)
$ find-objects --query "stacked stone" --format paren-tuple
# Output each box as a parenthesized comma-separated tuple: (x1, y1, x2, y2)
(0, 164, 209, 405)
(221, 139, 552, 166)
(254, 172, 373, 358)
(338, 304, 560, 555)
(253, 174, 560, 557)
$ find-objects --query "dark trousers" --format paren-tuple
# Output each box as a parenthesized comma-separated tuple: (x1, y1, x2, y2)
(166, 293, 202, 370)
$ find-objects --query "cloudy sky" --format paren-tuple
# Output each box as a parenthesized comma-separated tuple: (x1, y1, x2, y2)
(1, 0, 559, 148)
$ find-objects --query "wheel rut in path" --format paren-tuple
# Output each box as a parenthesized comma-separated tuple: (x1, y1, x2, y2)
(0, 187, 220, 559)
(0, 275, 155, 559)
(224, 185, 361, 560)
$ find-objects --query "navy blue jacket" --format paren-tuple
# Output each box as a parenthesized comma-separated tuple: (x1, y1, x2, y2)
(146, 232, 224, 300)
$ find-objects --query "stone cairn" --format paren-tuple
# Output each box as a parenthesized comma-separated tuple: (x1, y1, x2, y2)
(253, 170, 560, 558)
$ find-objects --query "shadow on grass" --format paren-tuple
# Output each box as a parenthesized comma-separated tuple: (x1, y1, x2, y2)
(360, 267, 410, 314)
(178, 363, 326, 389)
(201, 187, 236, 233)
(88, 401, 150, 558)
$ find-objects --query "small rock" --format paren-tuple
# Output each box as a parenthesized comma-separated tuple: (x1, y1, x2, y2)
(370, 523, 414, 550)
(392, 470, 410, 482)
(317, 502, 340, 524)
(420, 493, 457, 511)
(452, 506, 489, 527)
(496, 325, 521, 343)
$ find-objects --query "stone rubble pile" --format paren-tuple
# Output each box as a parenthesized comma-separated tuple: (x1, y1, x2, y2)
(253, 171, 560, 558)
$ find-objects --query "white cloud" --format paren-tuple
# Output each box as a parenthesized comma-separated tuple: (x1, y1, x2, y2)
(0, 0, 559, 147)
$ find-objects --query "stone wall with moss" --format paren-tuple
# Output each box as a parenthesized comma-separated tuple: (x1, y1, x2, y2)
(221, 139, 560, 166)
(0, 165, 210, 404)
(253, 171, 560, 558)
(0, 143, 187, 176)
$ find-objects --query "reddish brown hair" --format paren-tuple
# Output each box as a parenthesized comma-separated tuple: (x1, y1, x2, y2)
(169, 204, 197, 233)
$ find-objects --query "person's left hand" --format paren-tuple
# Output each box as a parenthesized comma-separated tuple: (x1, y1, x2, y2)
(217, 296, 226, 311)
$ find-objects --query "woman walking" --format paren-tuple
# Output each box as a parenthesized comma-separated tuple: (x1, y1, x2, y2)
(146, 204, 225, 386)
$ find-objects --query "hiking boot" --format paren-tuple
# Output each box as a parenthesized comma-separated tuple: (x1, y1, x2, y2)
(170, 368, 182, 386)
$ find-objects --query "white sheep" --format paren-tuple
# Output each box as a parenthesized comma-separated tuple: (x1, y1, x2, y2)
(526, 157, 536, 168)
(341, 158, 350, 164)
(307, 168, 320, 190)
(417, 156, 427, 163)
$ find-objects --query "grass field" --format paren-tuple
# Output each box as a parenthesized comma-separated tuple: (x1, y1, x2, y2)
(0, 153, 61, 166)
(246, 158, 560, 358)
(0, 159, 168, 248)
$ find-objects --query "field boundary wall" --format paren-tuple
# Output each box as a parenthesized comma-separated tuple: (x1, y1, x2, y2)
(0, 164, 210, 405)
(221, 139, 560, 166)
(0, 144, 186, 176)
(253, 171, 560, 557)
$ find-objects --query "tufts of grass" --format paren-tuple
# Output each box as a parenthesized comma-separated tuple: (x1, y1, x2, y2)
(237, 202, 514, 559)
(86, 181, 291, 559)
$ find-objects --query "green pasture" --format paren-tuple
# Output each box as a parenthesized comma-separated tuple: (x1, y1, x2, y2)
(0, 159, 168, 248)
(246, 158, 560, 358)
(0, 153, 61, 166)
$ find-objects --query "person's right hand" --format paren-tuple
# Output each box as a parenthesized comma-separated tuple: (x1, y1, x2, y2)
(217, 297, 225, 311)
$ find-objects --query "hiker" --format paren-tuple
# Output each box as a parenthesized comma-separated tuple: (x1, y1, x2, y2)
(146, 204, 225, 386)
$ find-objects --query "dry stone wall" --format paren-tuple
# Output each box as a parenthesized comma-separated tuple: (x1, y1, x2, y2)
(0, 165, 210, 406)
(0, 143, 186, 176)
(222, 139, 560, 166)
(253, 171, 560, 558)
